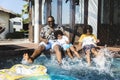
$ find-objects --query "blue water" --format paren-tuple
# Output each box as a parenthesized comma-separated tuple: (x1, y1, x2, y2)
(29, 48, 119, 80)
(32, 55, 120, 80)
(0, 48, 120, 80)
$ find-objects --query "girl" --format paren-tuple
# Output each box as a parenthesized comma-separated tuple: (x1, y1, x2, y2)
(54, 30, 81, 59)
(77, 25, 100, 65)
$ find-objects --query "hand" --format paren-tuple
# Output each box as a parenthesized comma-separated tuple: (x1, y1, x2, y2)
(96, 39, 100, 43)
(66, 41, 69, 44)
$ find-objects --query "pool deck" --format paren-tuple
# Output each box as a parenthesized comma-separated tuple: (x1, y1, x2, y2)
(0, 39, 120, 52)
(0, 39, 38, 49)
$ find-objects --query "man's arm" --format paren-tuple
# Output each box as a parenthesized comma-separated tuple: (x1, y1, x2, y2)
(39, 26, 49, 43)
(39, 36, 48, 44)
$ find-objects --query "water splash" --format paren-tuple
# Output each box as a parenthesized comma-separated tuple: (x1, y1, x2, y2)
(92, 47, 114, 75)
(1, 48, 118, 80)
(33, 47, 117, 80)
(35, 49, 113, 70)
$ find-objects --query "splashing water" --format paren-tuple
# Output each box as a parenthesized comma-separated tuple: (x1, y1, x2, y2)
(92, 48, 114, 74)
(0, 47, 120, 80)
(32, 47, 117, 80)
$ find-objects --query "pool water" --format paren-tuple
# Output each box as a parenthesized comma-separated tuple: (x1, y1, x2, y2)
(0, 48, 120, 80)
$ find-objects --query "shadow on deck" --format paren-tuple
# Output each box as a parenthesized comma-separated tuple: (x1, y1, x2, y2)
(0, 45, 34, 57)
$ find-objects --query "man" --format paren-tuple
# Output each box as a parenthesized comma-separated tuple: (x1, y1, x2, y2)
(23, 16, 64, 64)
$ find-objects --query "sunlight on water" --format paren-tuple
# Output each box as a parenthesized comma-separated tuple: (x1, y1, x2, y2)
(93, 48, 113, 73)
(33, 47, 119, 80)
(0, 47, 120, 80)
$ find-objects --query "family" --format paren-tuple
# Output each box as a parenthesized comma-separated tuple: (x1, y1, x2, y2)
(23, 16, 100, 66)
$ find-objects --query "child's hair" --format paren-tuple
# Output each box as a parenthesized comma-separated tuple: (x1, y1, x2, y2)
(54, 30, 63, 39)
(83, 25, 93, 34)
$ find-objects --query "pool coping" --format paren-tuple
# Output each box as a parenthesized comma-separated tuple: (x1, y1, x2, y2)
(0, 39, 119, 57)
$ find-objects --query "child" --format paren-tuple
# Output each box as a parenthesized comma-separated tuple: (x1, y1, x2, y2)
(77, 25, 100, 66)
(54, 30, 81, 59)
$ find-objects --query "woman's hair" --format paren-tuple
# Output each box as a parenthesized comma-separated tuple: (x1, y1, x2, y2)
(83, 25, 93, 34)
(54, 30, 63, 39)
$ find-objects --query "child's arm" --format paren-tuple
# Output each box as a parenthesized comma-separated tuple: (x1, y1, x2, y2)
(64, 35, 70, 44)
(96, 39, 100, 44)
(93, 34, 100, 44)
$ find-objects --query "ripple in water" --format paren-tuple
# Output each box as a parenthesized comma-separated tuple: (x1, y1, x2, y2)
(33, 47, 119, 80)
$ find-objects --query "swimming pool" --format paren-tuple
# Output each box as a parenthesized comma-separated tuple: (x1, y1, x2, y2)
(0, 48, 120, 80)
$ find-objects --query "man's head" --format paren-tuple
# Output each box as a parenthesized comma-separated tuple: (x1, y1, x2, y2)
(47, 16, 55, 27)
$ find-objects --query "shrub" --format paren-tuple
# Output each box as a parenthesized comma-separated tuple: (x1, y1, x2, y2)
(5, 32, 25, 39)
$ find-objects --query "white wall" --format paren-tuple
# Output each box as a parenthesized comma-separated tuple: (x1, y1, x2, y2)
(0, 11, 10, 39)
(88, 0, 98, 37)
(9, 17, 23, 31)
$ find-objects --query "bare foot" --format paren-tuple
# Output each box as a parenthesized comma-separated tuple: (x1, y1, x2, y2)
(23, 53, 33, 64)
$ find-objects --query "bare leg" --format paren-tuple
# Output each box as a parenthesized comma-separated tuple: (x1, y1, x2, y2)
(31, 45, 45, 59)
(23, 45, 45, 63)
(70, 46, 81, 58)
(86, 50, 91, 66)
(66, 49, 74, 59)
(53, 45, 62, 64)
(91, 48, 99, 56)
(75, 42, 82, 51)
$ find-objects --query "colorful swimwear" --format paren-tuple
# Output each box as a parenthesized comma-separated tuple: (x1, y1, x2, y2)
(62, 43, 72, 50)
(83, 44, 96, 52)
(57, 35, 73, 50)
(78, 34, 97, 48)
